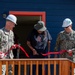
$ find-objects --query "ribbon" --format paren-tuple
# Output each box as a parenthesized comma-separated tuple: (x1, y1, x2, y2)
(5, 44, 30, 58)
(0, 44, 72, 58)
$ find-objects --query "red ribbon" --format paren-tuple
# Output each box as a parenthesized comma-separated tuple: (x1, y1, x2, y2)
(0, 44, 72, 58)
(41, 50, 68, 56)
(5, 44, 30, 58)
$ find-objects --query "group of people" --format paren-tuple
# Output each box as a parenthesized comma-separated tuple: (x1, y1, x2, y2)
(27, 18, 75, 61)
(26, 18, 75, 75)
(0, 14, 75, 75)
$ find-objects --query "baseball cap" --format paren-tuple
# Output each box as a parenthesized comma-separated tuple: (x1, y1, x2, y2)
(34, 21, 46, 31)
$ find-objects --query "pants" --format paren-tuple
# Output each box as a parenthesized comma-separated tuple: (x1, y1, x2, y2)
(2, 65, 6, 75)
(2, 65, 12, 75)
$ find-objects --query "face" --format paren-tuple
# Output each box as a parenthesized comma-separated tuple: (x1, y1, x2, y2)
(6, 20, 15, 30)
(37, 30, 43, 34)
(64, 25, 72, 33)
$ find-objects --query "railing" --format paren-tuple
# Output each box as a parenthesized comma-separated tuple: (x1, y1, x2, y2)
(0, 58, 75, 75)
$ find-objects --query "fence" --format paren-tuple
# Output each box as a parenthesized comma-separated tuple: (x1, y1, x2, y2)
(0, 58, 75, 75)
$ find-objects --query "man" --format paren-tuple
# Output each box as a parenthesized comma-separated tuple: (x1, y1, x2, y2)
(27, 21, 52, 75)
(54, 18, 75, 61)
(0, 14, 17, 75)
(27, 21, 52, 58)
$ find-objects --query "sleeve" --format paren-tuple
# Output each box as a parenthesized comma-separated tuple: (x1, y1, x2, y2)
(46, 30, 52, 41)
(10, 31, 14, 59)
(0, 30, 2, 49)
(11, 31, 14, 46)
(54, 33, 61, 52)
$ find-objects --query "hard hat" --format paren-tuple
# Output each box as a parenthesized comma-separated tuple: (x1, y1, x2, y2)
(62, 18, 72, 27)
(6, 14, 17, 25)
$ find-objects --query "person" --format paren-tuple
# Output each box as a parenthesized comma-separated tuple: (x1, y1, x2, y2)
(27, 21, 52, 75)
(54, 18, 75, 61)
(0, 14, 17, 75)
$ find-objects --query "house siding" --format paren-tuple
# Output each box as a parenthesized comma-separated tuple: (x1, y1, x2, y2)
(0, 0, 75, 55)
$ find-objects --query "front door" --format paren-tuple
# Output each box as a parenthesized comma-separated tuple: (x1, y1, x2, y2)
(9, 11, 46, 58)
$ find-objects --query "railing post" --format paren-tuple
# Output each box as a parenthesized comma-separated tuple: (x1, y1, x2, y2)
(0, 61, 2, 75)
(0, 58, 74, 75)
(61, 60, 70, 75)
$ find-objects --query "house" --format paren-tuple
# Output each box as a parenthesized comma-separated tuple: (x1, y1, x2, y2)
(0, 0, 75, 57)
(0, 0, 75, 75)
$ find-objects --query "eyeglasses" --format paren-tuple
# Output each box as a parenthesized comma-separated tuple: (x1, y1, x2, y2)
(65, 26, 69, 28)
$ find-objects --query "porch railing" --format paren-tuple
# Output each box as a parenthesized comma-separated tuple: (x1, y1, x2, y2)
(0, 58, 75, 75)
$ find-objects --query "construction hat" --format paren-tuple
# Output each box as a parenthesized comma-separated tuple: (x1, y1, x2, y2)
(62, 18, 72, 27)
(6, 14, 17, 25)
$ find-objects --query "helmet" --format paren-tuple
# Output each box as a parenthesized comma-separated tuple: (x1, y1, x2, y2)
(6, 14, 17, 25)
(62, 18, 72, 27)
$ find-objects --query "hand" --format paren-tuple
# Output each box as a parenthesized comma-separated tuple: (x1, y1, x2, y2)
(0, 52, 5, 59)
(11, 45, 17, 49)
(67, 50, 72, 53)
(33, 49, 39, 55)
(67, 50, 72, 56)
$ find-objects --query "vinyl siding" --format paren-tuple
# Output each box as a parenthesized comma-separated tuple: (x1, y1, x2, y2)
(0, 0, 75, 55)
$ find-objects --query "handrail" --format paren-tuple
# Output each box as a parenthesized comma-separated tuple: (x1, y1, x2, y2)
(0, 58, 75, 75)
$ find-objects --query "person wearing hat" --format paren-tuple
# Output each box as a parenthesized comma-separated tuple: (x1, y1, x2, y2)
(0, 14, 17, 75)
(27, 21, 52, 75)
(54, 18, 75, 61)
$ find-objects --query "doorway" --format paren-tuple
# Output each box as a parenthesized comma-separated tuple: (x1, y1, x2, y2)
(9, 11, 46, 58)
